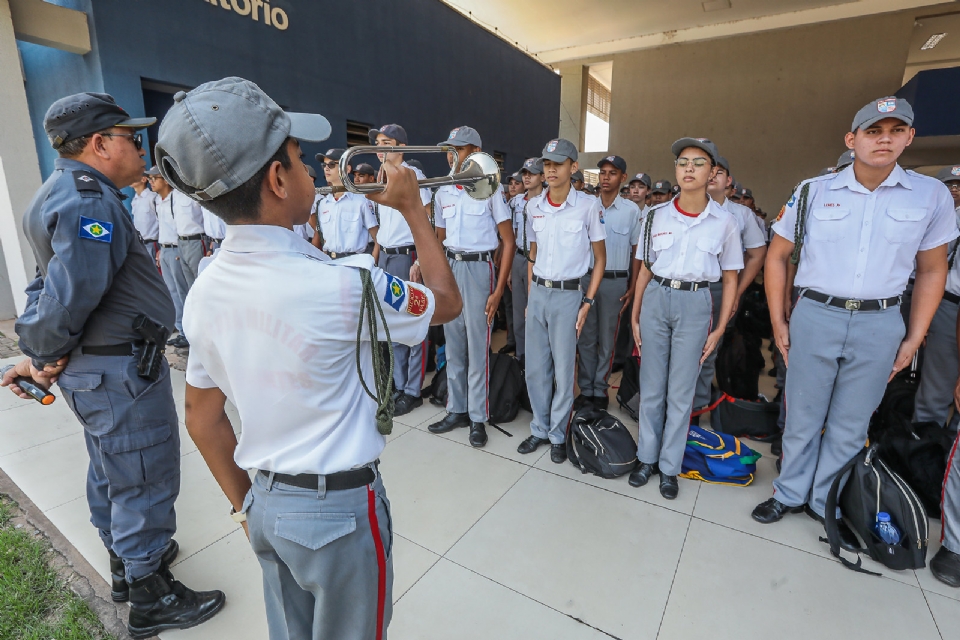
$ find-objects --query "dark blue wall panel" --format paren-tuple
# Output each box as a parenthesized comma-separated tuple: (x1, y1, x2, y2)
(897, 67, 960, 138)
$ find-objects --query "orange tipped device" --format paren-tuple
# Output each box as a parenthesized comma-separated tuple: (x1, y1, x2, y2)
(1, 365, 55, 405)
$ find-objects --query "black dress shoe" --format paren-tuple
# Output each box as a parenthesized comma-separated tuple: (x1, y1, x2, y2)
(592, 394, 609, 410)
(165, 334, 180, 346)
(752, 498, 804, 524)
(931, 546, 960, 588)
(168, 335, 189, 349)
(394, 394, 423, 417)
(551, 443, 567, 463)
(628, 463, 655, 487)
(498, 343, 516, 355)
(110, 540, 180, 603)
(770, 435, 782, 457)
(469, 422, 488, 447)
(572, 394, 592, 412)
(517, 435, 548, 455)
(659, 474, 679, 500)
(807, 506, 860, 552)
(127, 567, 225, 638)
(428, 412, 469, 433)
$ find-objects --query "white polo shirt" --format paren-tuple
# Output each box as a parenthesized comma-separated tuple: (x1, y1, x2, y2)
(773, 164, 958, 300)
(528, 188, 606, 280)
(202, 207, 226, 240)
(375, 162, 431, 248)
(716, 197, 767, 250)
(172, 190, 205, 237)
(317, 192, 378, 253)
(595, 195, 641, 271)
(183, 225, 435, 475)
(130, 189, 159, 241)
(434, 185, 511, 252)
(637, 198, 744, 282)
(155, 192, 178, 245)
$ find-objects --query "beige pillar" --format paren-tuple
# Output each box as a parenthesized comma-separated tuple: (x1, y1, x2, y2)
(556, 63, 586, 149)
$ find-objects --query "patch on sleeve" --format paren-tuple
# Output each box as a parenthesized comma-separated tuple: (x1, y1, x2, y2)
(72, 170, 102, 193)
(786, 194, 796, 208)
(383, 274, 407, 312)
(776, 205, 786, 222)
(78, 216, 113, 243)
(406, 284, 429, 317)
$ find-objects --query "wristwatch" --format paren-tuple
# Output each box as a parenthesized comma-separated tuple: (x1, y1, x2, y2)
(230, 506, 246, 523)
(582, 296, 595, 307)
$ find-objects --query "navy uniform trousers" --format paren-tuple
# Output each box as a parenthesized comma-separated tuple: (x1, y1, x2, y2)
(57, 353, 180, 581)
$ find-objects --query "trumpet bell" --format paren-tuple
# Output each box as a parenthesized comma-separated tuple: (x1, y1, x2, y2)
(458, 152, 501, 201)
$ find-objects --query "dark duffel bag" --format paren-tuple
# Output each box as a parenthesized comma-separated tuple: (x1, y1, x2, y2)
(877, 415, 953, 518)
(566, 407, 639, 479)
(695, 392, 779, 441)
(422, 362, 448, 408)
(488, 352, 522, 424)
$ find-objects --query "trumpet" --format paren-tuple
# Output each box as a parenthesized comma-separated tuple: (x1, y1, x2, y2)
(316, 145, 501, 201)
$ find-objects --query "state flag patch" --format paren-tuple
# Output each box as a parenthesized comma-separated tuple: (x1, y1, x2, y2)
(78, 216, 113, 243)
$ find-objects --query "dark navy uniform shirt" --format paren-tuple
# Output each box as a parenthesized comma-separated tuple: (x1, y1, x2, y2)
(16, 158, 175, 366)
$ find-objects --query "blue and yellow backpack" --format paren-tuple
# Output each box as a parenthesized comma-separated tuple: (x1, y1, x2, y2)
(680, 425, 761, 486)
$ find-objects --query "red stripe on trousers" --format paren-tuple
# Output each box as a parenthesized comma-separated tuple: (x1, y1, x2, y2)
(485, 261, 494, 418)
(942, 432, 960, 543)
(366, 486, 386, 640)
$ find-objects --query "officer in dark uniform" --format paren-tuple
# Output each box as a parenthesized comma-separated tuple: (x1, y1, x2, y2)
(1, 92, 224, 638)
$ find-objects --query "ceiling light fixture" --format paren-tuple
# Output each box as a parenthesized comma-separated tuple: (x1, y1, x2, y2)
(921, 33, 947, 50)
(702, 0, 731, 12)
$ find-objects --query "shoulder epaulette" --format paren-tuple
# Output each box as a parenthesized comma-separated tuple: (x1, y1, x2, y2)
(72, 170, 102, 196)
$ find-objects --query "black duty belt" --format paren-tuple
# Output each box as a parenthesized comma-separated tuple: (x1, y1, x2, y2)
(532, 275, 581, 291)
(446, 249, 494, 262)
(142, 238, 158, 244)
(179, 234, 203, 241)
(383, 245, 415, 255)
(327, 251, 359, 259)
(590, 270, 629, 279)
(81, 342, 142, 357)
(652, 275, 710, 291)
(160, 243, 177, 249)
(944, 291, 960, 305)
(259, 466, 375, 491)
(800, 289, 900, 311)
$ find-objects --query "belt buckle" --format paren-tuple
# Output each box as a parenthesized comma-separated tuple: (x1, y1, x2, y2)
(455, 253, 462, 261)
(845, 299, 861, 311)
(545, 279, 554, 288)
(670, 279, 681, 289)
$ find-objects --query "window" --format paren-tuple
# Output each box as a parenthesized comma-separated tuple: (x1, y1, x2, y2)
(346, 120, 373, 147)
(492, 151, 505, 173)
(584, 73, 611, 153)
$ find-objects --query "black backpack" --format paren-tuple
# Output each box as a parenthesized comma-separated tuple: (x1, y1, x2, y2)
(488, 352, 522, 424)
(422, 363, 448, 408)
(877, 415, 953, 518)
(616, 350, 640, 421)
(825, 444, 928, 575)
(708, 392, 780, 441)
(868, 356, 920, 445)
(715, 325, 765, 400)
(566, 406, 640, 479)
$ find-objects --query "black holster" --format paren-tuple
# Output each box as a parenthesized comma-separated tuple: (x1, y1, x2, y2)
(133, 314, 170, 381)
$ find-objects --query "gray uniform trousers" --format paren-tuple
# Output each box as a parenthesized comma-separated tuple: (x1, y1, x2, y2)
(637, 282, 713, 476)
(526, 283, 581, 443)
(511, 253, 529, 358)
(577, 274, 628, 397)
(694, 280, 724, 409)
(159, 246, 189, 333)
(57, 353, 180, 581)
(178, 237, 204, 289)
(378, 252, 424, 396)
(445, 258, 494, 422)
(772, 297, 905, 517)
(941, 433, 960, 554)
(913, 297, 960, 432)
(246, 469, 393, 640)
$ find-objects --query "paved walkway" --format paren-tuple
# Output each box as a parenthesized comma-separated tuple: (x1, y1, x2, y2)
(0, 341, 958, 639)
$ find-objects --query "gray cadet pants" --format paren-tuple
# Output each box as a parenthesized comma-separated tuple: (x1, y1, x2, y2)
(773, 296, 905, 517)
(913, 297, 960, 433)
(511, 253, 529, 358)
(526, 283, 581, 443)
(445, 258, 494, 422)
(577, 273, 628, 397)
(378, 252, 424, 396)
(637, 282, 713, 476)
(178, 237, 204, 289)
(941, 433, 960, 554)
(159, 246, 188, 333)
(694, 280, 724, 409)
(246, 469, 393, 640)
(57, 353, 180, 581)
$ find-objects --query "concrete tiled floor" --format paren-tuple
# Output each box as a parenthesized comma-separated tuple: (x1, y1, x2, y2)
(1, 346, 959, 639)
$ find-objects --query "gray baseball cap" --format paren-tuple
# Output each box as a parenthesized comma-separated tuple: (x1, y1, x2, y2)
(438, 126, 482, 148)
(306, 165, 317, 180)
(354, 163, 376, 176)
(597, 155, 627, 173)
(716, 155, 731, 174)
(155, 77, 330, 202)
(521, 157, 544, 174)
(737, 187, 753, 199)
(671, 137, 719, 163)
(837, 150, 855, 168)
(937, 165, 960, 183)
(508, 172, 522, 183)
(851, 96, 914, 132)
(629, 172, 652, 188)
(651, 180, 673, 194)
(541, 138, 578, 163)
(316, 148, 344, 162)
(571, 170, 585, 182)
(368, 124, 408, 145)
(145, 165, 161, 177)
(818, 167, 837, 177)
(43, 92, 155, 150)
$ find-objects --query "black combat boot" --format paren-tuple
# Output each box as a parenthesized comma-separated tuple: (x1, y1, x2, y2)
(126, 567, 225, 638)
(109, 539, 180, 602)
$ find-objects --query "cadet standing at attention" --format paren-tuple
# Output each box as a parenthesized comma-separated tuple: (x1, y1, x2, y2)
(752, 98, 957, 549)
(427, 127, 515, 446)
(508, 157, 544, 363)
(1, 92, 224, 638)
(312, 148, 380, 259)
(517, 139, 606, 463)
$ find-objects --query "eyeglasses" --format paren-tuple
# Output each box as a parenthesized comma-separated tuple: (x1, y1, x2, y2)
(322, 161, 338, 170)
(948, 184, 960, 192)
(100, 132, 143, 150)
(675, 157, 709, 168)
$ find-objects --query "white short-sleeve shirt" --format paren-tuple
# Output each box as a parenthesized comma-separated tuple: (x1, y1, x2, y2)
(636, 198, 744, 282)
(595, 195, 641, 271)
(183, 225, 435, 475)
(434, 185, 511, 252)
(202, 207, 226, 240)
(773, 165, 959, 299)
(131, 189, 159, 241)
(155, 192, 178, 245)
(528, 189, 607, 280)
(171, 190, 205, 237)
(510, 193, 537, 252)
(317, 192, 378, 253)
(718, 198, 767, 250)
(375, 162, 431, 248)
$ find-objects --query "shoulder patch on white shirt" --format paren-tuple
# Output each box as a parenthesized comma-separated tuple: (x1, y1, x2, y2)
(406, 284, 428, 316)
(384, 274, 406, 311)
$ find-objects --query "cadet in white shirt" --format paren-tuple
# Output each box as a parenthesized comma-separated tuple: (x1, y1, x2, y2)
(627, 172, 652, 214)
(202, 206, 226, 253)
(517, 138, 606, 463)
(649, 180, 673, 206)
(312, 148, 379, 259)
(147, 166, 190, 345)
(369, 124, 433, 416)
(427, 127, 515, 447)
(507, 157, 543, 361)
(129, 174, 159, 248)
(165, 78, 461, 640)
(628, 138, 742, 500)
(753, 98, 957, 546)
(575, 155, 640, 410)
(170, 185, 205, 288)
(694, 153, 768, 410)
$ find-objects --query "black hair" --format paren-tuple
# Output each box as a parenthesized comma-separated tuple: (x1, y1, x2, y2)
(201, 138, 293, 224)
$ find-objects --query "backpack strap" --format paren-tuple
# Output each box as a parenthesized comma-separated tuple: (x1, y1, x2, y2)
(789, 181, 813, 266)
(642, 205, 658, 271)
(521, 199, 535, 264)
(823, 446, 880, 576)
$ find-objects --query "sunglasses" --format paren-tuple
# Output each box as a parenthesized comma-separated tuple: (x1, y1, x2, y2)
(322, 161, 338, 169)
(675, 157, 710, 168)
(101, 132, 143, 150)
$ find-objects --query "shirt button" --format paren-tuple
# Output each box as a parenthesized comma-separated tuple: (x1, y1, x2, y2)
(861, 248, 865, 253)
(856, 274, 862, 278)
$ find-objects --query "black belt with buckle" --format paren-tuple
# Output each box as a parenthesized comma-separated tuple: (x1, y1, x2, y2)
(160, 243, 177, 248)
(593, 270, 629, 279)
(944, 291, 960, 305)
(532, 275, 581, 291)
(81, 342, 142, 356)
(259, 466, 375, 491)
(383, 245, 415, 255)
(446, 249, 494, 262)
(516, 246, 527, 257)
(142, 238, 158, 244)
(652, 275, 709, 291)
(179, 234, 203, 241)
(801, 289, 900, 311)
(327, 251, 359, 259)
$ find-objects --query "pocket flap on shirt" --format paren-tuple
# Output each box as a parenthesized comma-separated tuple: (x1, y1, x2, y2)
(696, 237, 722, 254)
(342, 208, 361, 221)
(651, 233, 674, 251)
(887, 208, 926, 222)
(98, 421, 171, 454)
(563, 220, 583, 233)
(57, 371, 103, 392)
(811, 207, 850, 221)
(275, 512, 357, 550)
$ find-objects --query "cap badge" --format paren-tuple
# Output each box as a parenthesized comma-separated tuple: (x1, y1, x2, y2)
(606, 156, 616, 162)
(448, 128, 460, 139)
(78, 175, 94, 183)
(546, 140, 559, 153)
(877, 99, 897, 113)
(952, 167, 960, 176)
(637, 173, 644, 179)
